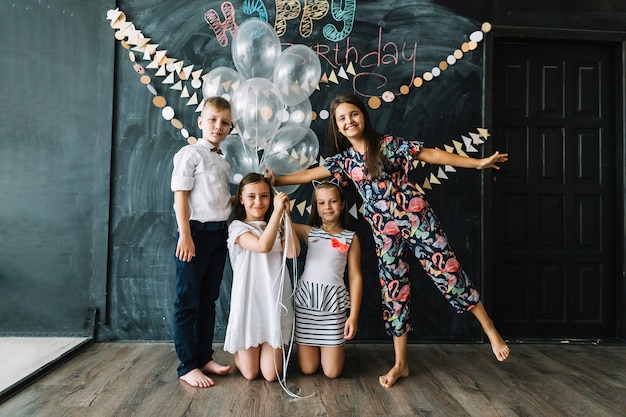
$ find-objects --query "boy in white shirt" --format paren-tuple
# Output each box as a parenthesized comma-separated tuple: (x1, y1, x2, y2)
(171, 96, 233, 387)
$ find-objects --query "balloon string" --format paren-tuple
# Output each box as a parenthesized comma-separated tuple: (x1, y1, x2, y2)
(273, 209, 315, 399)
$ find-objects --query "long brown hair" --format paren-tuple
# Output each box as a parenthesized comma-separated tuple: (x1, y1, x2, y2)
(309, 181, 347, 228)
(327, 94, 385, 179)
(231, 173, 274, 222)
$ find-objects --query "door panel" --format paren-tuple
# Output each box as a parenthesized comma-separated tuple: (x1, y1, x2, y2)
(491, 40, 616, 339)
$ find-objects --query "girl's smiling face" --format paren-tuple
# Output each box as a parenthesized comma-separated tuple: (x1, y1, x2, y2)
(334, 102, 365, 141)
(315, 187, 345, 225)
(240, 181, 271, 222)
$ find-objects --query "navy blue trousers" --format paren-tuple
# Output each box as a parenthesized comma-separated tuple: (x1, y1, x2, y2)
(173, 222, 227, 377)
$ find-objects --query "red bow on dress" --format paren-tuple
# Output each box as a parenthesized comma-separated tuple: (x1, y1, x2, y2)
(331, 237, 349, 253)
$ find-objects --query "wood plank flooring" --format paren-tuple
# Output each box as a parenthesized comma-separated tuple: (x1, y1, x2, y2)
(0, 342, 624, 417)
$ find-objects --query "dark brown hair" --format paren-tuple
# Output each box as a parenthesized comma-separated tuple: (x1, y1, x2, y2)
(232, 172, 274, 222)
(327, 94, 385, 179)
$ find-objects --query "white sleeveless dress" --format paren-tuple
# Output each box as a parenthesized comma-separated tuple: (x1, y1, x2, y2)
(223, 220, 294, 353)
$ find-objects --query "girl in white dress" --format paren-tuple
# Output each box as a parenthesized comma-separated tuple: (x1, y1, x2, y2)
(292, 180, 363, 378)
(224, 173, 300, 381)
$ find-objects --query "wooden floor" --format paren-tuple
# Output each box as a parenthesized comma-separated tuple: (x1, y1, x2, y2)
(0, 342, 624, 417)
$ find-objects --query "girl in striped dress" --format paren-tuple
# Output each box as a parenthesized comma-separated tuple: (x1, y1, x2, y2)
(292, 180, 363, 378)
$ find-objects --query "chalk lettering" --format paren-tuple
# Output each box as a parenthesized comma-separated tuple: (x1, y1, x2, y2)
(300, 0, 329, 38)
(274, 0, 301, 37)
(243, 0, 269, 21)
(204, 2, 238, 47)
(322, 0, 356, 42)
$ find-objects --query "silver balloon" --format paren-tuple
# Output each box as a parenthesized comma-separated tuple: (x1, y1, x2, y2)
(262, 125, 319, 175)
(202, 66, 245, 102)
(231, 19, 281, 80)
(273, 44, 321, 106)
(231, 78, 283, 149)
(221, 134, 261, 184)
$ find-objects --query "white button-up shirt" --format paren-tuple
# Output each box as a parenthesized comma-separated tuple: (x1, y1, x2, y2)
(171, 139, 232, 222)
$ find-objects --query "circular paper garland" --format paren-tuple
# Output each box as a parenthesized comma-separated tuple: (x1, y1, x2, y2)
(108, 7, 490, 141)
(107, 8, 494, 199)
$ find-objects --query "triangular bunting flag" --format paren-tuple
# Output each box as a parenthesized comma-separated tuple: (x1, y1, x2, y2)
(134, 36, 150, 48)
(462, 135, 472, 148)
(296, 201, 307, 216)
(346, 62, 356, 75)
(349, 204, 358, 219)
(469, 132, 484, 145)
(186, 92, 198, 106)
(155, 65, 167, 76)
(429, 173, 441, 185)
(452, 140, 468, 157)
(182, 64, 194, 80)
(195, 99, 205, 113)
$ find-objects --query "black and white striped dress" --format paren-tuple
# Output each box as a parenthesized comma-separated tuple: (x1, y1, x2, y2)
(294, 227, 354, 347)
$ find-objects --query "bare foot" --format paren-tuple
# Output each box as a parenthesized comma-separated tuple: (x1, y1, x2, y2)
(378, 364, 409, 388)
(485, 327, 510, 361)
(201, 359, 232, 375)
(179, 368, 215, 388)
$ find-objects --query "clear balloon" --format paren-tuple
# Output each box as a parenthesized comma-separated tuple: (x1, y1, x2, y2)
(274, 183, 301, 195)
(273, 44, 321, 106)
(231, 78, 283, 149)
(279, 97, 312, 128)
(221, 134, 261, 184)
(262, 125, 319, 175)
(202, 67, 245, 102)
(231, 19, 281, 80)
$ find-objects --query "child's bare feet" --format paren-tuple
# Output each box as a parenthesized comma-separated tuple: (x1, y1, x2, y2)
(378, 364, 409, 388)
(179, 368, 215, 388)
(485, 327, 510, 361)
(201, 359, 232, 375)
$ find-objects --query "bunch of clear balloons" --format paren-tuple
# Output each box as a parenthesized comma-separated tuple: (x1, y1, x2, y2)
(202, 19, 322, 193)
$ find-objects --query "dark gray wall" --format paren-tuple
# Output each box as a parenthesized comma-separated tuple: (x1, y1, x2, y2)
(0, 0, 114, 336)
(1, 0, 624, 341)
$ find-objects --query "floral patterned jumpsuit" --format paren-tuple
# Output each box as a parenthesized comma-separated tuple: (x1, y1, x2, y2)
(323, 135, 480, 337)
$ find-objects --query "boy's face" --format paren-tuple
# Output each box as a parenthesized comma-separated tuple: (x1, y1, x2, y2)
(198, 105, 232, 144)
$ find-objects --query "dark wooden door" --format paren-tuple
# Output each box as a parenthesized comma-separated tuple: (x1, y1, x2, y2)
(490, 39, 617, 339)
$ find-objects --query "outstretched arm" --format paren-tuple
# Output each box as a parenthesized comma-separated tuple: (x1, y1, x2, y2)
(269, 165, 332, 186)
(418, 148, 508, 170)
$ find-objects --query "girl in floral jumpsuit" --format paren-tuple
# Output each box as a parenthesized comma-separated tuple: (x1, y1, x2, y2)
(271, 94, 510, 388)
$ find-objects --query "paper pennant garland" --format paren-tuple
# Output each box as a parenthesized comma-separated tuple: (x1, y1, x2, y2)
(420, 128, 491, 191)
(106, 7, 495, 211)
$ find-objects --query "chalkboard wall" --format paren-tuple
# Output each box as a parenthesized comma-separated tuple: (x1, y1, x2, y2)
(1, 0, 624, 342)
